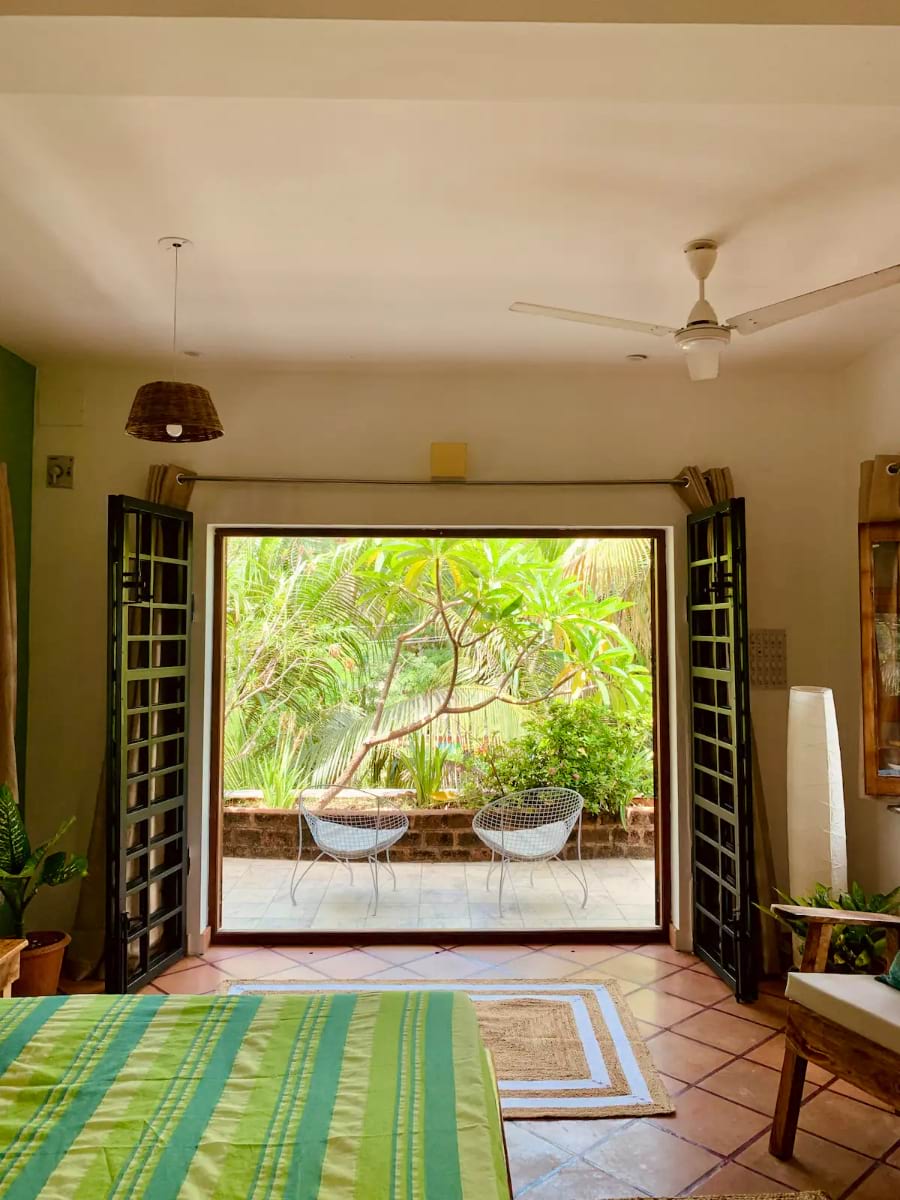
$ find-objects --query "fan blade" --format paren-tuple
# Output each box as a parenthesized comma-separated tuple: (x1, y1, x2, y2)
(727, 263, 900, 335)
(510, 302, 676, 338)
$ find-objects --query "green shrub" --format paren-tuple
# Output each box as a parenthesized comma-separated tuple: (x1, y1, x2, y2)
(762, 882, 900, 974)
(461, 698, 653, 821)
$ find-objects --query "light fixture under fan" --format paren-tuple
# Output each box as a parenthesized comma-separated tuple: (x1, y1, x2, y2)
(510, 240, 900, 382)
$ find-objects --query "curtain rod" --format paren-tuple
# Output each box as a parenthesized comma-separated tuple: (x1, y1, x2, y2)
(176, 472, 690, 488)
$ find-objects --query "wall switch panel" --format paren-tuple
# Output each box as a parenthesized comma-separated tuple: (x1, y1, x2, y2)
(46, 455, 74, 489)
(749, 628, 787, 688)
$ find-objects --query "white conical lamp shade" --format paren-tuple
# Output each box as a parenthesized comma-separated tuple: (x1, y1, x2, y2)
(786, 686, 848, 898)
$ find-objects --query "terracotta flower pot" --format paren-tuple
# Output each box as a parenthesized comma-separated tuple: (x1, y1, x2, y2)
(13, 931, 71, 997)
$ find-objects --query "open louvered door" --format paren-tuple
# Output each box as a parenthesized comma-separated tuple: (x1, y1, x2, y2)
(687, 499, 757, 1002)
(106, 496, 192, 993)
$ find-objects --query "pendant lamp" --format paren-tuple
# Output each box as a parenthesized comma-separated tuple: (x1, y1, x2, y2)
(126, 237, 223, 443)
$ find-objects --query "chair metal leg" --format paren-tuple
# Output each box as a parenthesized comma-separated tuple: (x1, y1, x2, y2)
(290, 851, 326, 904)
(556, 855, 589, 909)
(497, 856, 509, 916)
(486, 850, 496, 890)
(368, 855, 380, 915)
(384, 847, 397, 889)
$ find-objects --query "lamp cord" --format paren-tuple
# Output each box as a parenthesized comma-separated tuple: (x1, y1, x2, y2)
(171, 243, 180, 380)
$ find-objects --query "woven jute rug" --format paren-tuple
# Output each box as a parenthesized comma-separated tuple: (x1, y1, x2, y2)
(221, 975, 674, 1119)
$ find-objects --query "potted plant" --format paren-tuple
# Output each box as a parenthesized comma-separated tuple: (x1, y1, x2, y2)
(0, 783, 88, 995)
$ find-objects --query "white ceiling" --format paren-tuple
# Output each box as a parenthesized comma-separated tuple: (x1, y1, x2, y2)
(3, 17, 900, 369)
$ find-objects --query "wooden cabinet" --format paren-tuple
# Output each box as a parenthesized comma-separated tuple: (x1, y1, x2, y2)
(860, 522, 900, 796)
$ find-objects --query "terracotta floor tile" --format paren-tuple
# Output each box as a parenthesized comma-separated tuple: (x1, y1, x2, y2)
(626, 986, 704, 1028)
(136, 983, 164, 994)
(635, 1019, 660, 1041)
(512, 1118, 631, 1158)
(688, 961, 719, 978)
(829, 1077, 895, 1112)
(477, 951, 586, 980)
(714, 992, 788, 1030)
(272, 945, 356, 964)
(645, 1030, 732, 1084)
(658, 1072, 689, 1097)
(518, 1160, 650, 1199)
(454, 945, 532, 966)
(651, 969, 734, 1005)
(216, 949, 297, 979)
(155, 963, 227, 995)
(161, 955, 204, 974)
(887, 1146, 900, 1168)
(584, 1121, 721, 1194)
(690, 1160, 800, 1195)
(254, 964, 332, 983)
(672, 1007, 772, 1054)
(649, 1084, 770, 1155)
(797, 1090, 900, 1158)
(759, 977, 788, 998)
(845, 1165, 900, 1200)
(745, 1033, 832, 1085)
(366, 965, 427, 981)
(201, 944, 262, 963)
(699, 1057, 815, 1117)
(308, 949, 395, 979)
(543, 944, 626, 967)
(502, 1123, 570, 1194)
(597, 952, 682, 986)
(635, 943, 700, 967)
(398, 949, 484, 979)
(737, 1128, 875, 1195)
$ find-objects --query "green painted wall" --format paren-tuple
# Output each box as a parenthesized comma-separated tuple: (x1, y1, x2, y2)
(0, 344, 35, 797)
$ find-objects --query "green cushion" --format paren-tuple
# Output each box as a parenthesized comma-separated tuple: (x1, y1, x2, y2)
(876, 950, 900, 990)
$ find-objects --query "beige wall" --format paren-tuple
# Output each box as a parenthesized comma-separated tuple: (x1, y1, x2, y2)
(26, 360, 869, 940)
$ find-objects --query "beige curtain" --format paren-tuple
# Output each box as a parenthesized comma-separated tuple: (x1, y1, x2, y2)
(66, 466, 195, 982)
(673, 465, 735, 513)
(671, 465, 781, 976)
(0, 464, 18, 801)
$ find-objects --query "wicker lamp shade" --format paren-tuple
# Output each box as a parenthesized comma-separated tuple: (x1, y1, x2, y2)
(126, 380, 223, 443)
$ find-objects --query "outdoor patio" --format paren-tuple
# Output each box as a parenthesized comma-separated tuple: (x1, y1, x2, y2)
(221, 855, 657, 932)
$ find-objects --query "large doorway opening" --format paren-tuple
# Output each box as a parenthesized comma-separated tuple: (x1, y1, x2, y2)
(210, 529, 669, 940)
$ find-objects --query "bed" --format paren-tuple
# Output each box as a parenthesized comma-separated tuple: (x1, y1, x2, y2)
(0, 989, 512, 1199)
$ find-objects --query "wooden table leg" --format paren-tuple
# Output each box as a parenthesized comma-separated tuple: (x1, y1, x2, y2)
(0, 939, 28, 998)
(770, 1042, 808, 1159)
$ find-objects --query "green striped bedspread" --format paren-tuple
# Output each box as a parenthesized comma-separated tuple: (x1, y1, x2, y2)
(0, 990, 511, 1200)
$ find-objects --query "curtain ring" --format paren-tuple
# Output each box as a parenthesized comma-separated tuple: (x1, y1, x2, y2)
(886, 462, 900, 476)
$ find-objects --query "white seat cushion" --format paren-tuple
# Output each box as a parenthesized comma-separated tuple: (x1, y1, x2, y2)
(311, 818, 403, 856)
(477, 820, 570, 860)
(787, 971, 900, 1056)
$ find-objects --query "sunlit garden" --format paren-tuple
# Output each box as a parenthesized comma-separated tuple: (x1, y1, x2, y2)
(220, 534, 659, 932)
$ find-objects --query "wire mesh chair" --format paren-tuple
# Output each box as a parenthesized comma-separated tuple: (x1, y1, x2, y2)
(472, 787, 588, 916)
(290, 788, 409, 915)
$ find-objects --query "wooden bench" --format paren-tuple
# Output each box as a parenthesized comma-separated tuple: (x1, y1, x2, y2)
(0, 938, 28, 998)
(770, 904, 900, 1159)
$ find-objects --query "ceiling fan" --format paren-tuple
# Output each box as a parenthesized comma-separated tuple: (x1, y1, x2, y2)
(510, 240, 900, 381)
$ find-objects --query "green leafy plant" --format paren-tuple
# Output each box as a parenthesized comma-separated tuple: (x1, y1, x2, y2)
(396, 734, 453, 806)
(463, 698, 654, 821)
(0, 784, 88, 939)
(762, 881, 900, 974)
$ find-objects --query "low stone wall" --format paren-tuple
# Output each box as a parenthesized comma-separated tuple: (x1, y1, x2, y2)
(222, 802, 655, 861)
